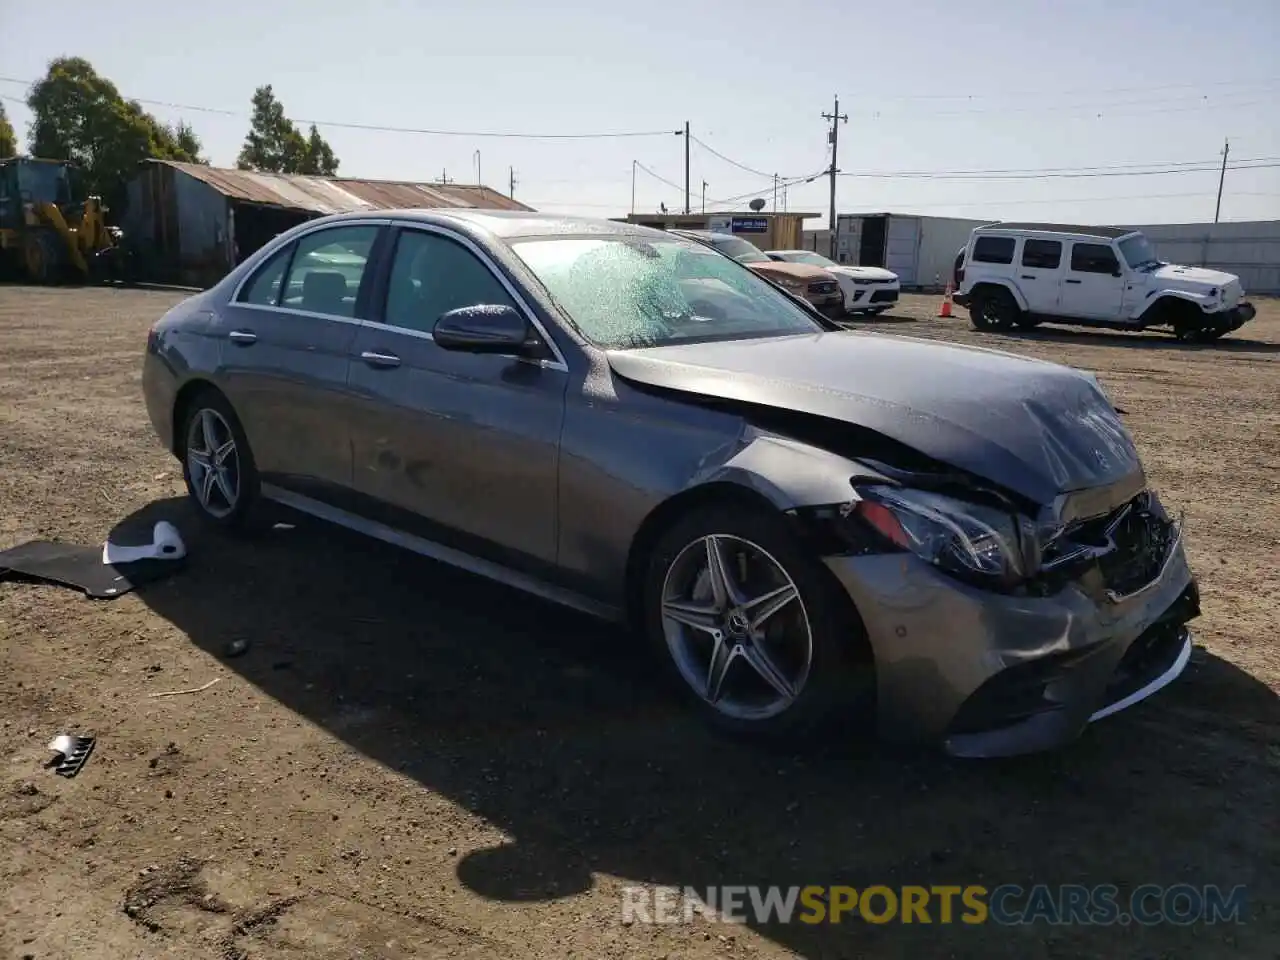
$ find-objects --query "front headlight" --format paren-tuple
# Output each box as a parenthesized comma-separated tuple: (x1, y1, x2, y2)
(846, 485, 1031, 587)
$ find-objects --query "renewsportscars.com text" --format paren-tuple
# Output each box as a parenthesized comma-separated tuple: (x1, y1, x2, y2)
(621, 883, 1247, 926)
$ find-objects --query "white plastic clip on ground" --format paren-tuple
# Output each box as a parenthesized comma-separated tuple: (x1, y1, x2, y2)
(101, 521, 187, 566)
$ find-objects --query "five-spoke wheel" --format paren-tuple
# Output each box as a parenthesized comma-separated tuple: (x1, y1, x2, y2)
(644, 504, 871, 737)
(660, 533, 812, 721)
(178, 388, 260, 530)
(186, 408, 240, 518)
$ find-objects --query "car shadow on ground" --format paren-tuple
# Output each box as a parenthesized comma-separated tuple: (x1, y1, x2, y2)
(120, 498, 1278, 956)
(984, 326, 1280, 355)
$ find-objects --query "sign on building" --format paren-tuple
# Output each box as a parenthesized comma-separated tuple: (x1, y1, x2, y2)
(730, 217, 768, 233)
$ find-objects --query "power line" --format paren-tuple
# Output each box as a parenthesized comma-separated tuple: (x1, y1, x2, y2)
(0, 77, 683, 140)
(526, 190, 1280, 213)
(834, 156, 1277, 177)
(843, 75, 1280, 103)
(689, 134, 787, 181)
(837, 159, 1280, 181)
(701, 170, 828, 209)
(851, 91, 1278, 119)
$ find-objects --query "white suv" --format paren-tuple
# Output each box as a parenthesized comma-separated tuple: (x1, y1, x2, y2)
(953, 223, 1256, 342)
(765, 249, 901, 315)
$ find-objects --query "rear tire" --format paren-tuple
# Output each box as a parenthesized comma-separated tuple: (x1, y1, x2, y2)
(641, 502, 873, 741)
(969, 288, 1019, 331)
(177, 387, 264, 533)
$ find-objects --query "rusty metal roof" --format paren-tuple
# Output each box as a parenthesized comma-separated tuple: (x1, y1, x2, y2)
(153, 160, 533, 215)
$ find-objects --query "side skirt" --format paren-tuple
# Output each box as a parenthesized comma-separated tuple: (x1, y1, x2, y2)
(260, 483, 624, 623)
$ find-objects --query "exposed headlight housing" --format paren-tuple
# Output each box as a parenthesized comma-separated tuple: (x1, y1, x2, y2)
(845, 485, 1033, 589)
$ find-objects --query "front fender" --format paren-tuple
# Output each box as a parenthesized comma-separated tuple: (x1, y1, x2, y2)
(1135, 288, 1220, 321)
(692, 432, 884, 510)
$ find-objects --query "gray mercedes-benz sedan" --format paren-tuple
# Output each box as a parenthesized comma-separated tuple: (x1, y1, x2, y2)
(142, 210, 1199, 757)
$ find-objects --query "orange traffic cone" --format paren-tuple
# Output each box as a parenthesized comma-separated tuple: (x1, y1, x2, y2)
(939, 281, 953, 318)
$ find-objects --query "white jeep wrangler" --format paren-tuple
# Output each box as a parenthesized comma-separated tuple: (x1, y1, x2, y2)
(952, 222, 1256, 342)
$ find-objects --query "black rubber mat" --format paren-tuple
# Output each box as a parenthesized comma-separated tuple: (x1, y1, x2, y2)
(0, 540, 182, 599)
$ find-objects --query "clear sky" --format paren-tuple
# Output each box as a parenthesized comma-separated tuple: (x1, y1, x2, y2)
(2, 0, 1277, 227)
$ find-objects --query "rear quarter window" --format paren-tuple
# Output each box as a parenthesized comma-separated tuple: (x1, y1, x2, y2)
(972, 236, 1016, 264)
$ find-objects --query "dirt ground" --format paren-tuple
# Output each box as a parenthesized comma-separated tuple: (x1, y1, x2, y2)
(0, 285, 1276, 959)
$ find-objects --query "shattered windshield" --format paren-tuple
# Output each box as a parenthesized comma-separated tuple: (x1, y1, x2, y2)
(1119, 233, 1160, 270)
(710, 235, 771, 263)
(513, 236, 823, 350)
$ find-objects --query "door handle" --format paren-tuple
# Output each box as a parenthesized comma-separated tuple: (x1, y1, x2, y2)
(360, 350, 401, 369)
(1064, 279, 1082, 284)
(1020, 275, 1036, 280)
(228, 330, 257, 345)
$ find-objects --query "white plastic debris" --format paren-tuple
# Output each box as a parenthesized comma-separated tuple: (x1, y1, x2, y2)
(102, 521, 186, 566)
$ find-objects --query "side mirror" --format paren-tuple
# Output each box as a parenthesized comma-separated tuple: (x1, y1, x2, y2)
(433, 304, 533, 355)
(1112, 268, 1124, 278)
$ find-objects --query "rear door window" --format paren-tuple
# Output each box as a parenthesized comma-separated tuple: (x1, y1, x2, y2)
(972, 236, 1015, 264)
(279, 225, 381, 317)
(1021, 239, 1062, 269)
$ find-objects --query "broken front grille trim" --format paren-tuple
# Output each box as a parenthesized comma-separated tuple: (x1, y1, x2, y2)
(1037, 491, 1182, 602)
(1103, 515, 1183, 603)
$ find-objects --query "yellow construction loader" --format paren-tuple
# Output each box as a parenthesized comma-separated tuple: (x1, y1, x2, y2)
(0, 157, 129, 283)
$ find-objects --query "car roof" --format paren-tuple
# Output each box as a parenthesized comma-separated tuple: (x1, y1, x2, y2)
(671, 229, 741, 242)
(766, 249, 815, 255)
(313, 208, 674, 242)
(974, 221, 1137, 240)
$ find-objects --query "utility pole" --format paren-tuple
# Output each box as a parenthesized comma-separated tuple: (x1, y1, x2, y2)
(701, 180, 708, 213)
(683, 121, 691, 215)
(508, 166, 517, 200)
(821, 95, 848, 259)
(473, 150, 482, 186)
(631, 160, 637, 215)
(439, 168, 453, 185)
(772, 174, 779, 213)
(1214, 138, 1229, 224)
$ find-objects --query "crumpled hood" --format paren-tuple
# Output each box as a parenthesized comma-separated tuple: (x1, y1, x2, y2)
(829, 265, 899, 282)
(1150, 263, 1239, 288)
(748, 261, 833, 282)
(608, 331, 1144, 505)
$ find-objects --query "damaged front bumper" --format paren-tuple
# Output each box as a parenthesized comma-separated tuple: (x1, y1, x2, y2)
(1212, 300, 1256, 332)
(822, 512, 1198, 758)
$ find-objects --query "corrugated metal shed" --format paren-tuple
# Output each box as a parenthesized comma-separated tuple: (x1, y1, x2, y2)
(151, 160, 533, 215)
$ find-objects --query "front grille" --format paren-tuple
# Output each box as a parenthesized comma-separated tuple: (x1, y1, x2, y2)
(1039, 491, 1176, 598)
(1096, 499, 1173, 597)
(807, 280, 838, 295)
(870, 289, 899, 303)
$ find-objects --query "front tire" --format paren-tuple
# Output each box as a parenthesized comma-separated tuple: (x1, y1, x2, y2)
(642, 503, 872, 740)
(177, 388, 262, 532)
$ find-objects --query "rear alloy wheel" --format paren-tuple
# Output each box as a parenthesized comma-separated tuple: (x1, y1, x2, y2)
(970, 289, 1018, 331)
(644, 505, 871, 738)
(179, 389, 262, 531)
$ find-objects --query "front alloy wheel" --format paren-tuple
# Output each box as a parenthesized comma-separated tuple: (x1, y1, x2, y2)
(660, 533, 814, 720)
(186, 408, 240, 519)
(644, 506, 872, 740)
